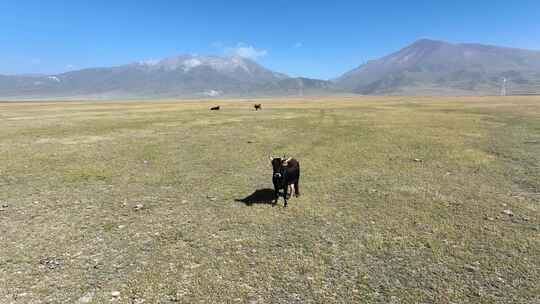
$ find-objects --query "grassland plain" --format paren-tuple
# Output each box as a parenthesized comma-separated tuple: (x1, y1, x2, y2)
(0, 96, 539, 304)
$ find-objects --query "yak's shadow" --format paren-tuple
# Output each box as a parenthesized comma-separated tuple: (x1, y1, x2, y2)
(235, 188, 277, 206)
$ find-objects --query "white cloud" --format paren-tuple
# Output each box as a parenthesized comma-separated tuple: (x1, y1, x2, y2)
(65, 64, 75, 70)
(225, 43, 268, 60)
(293, 42, 303, 49)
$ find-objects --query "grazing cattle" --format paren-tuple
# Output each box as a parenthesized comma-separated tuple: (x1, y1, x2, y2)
(254, 104, 262, 111)
(270, 156, 300, 207)
(210, 106, 220, 110)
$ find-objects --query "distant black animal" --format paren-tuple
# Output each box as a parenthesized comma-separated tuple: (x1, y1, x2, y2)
(254, 104, 262, 111)
(210, 106, 220, 110)
(270, 157, 300, 207)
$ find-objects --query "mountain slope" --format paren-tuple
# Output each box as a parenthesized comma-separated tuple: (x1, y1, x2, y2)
(0, 55, 324, 99)
(335, 39, 540, 95)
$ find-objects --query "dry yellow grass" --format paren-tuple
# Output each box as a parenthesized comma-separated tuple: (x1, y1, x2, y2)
(0, 96, 539, 303)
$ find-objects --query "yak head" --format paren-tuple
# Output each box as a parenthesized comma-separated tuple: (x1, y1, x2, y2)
(270, 156, 291, 179)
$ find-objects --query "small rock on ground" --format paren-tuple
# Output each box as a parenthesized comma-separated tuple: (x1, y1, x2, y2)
(465, 262, 481, 272)
(77, 292, 95, 303)
(502, 209, 514, 216)
(39, 257, 64, 270)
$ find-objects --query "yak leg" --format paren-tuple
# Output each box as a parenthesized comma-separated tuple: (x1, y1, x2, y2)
(273, 186, 279, 205)
(283, 185, 288, 207)
(294, 180, 300, 197)
(287, 185, 292, 199)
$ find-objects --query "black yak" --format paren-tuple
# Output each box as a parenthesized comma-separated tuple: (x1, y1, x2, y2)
(270, 157, 300, 207)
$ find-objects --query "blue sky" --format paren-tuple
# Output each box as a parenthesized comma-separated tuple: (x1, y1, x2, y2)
(1, 0, 539, 79)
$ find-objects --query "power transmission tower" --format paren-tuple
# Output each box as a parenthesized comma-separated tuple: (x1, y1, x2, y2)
(500, 78, 507, 96)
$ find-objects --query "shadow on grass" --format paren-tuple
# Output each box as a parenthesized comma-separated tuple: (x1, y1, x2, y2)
(235, 188, 276, 206)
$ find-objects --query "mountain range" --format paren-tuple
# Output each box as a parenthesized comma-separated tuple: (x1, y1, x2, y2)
(2, 39, 540, 99)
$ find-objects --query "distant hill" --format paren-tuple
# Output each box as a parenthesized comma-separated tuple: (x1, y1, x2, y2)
(257, 77, 335, 96)
(3, 39, 540, 99)
(335, 39, 540, 95)
(0, 55, 332, 99)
